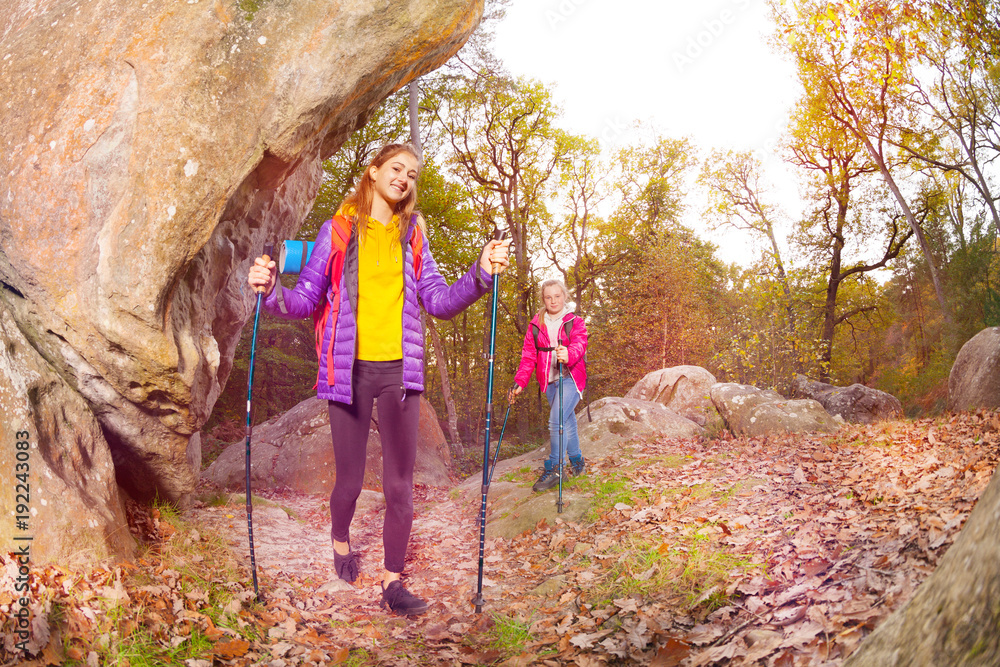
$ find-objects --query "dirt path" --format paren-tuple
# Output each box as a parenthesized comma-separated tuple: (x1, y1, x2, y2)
(188, 483, 506, 622)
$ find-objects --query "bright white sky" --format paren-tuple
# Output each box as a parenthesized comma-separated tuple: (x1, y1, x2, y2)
(492, 0, 805, 265)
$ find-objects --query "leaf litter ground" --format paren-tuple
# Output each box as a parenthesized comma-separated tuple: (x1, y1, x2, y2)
(3, 410, 999, 666)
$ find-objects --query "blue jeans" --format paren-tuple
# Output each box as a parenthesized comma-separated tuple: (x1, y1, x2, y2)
(544, 375, 583, 470)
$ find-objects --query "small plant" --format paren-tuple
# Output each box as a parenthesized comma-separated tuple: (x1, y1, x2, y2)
(226, 493, 299, 520)
(198, 490, 231, 507)
(689, 482, 715, 500)
(588, 528, 760, 612)
(584, 472, 653, 520)
(499, 469, 525, 483)
(489, 613, 533, 655)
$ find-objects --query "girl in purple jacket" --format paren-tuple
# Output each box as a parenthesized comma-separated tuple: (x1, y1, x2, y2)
(248, 143, 510, 615)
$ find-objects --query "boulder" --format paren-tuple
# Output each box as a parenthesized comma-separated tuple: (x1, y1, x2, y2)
(0, 0, 482, 560)
(455, 396, 704, 541)
(710, 382, 841, 438)
(0, 302, 135, 564)
(792, 374, 903, 424)
(580, 396, 705, 452)
(203, 395, 453, 494)
(949, 327, 1000, 412)
(624, 365, 724, 431)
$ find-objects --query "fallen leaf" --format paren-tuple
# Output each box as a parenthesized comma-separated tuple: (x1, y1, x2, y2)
(212, 639, 250, 659)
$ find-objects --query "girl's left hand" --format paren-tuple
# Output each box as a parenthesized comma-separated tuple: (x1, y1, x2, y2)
(480, 238, 512, 275)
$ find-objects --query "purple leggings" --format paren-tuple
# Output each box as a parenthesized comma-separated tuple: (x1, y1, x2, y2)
(327, 359, 421, 574)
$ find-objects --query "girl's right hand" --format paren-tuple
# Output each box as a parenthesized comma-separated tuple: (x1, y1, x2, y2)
(508, 384, 523, 403)
(248, 256, 277, 296)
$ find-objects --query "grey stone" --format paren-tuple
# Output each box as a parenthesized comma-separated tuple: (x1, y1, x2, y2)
(530, 576, 569, 597)
(582, 396, 705, 447)
(625, 365, 722, 429)
(710, 382, 840, 437)
(792, 374, 903, 424)
(948, 327, 1000, 412)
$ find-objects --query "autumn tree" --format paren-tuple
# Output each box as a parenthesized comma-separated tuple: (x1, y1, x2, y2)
(773, 0, 953, 324)
(428, 68, 571, 336)
(541, 135, 611, 312)
(584, 136, 722, 397)
(893, 0, 1000, 233)
(786, 93, 913, 382)
(837, 5, 1000, 660)
(701, 150, 804, 385)
(712, 263, 827, 389)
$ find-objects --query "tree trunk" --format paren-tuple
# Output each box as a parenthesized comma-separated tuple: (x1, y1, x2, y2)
(856, 131, 953, 325)
(820, 190, 848, 382)
(844, 468, 1000, 666)
(426, 318, 461, 446)
(819, 277, 838, 383)
(764, 224, 800, 373)
(408, 81, 422, 158)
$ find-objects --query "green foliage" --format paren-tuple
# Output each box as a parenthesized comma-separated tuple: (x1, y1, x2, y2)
(581, 472, 653, 521)
(589, 222, 726, 399)
(588, 531, 757, 612)
(488, 613, 534, 654)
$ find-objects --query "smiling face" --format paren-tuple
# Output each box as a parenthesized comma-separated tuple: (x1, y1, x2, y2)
(369, 151, 419, 207)
(542, 284, 566, 315)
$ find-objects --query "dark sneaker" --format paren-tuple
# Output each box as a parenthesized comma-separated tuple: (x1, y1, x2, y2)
(380, 580, 429, 616)
(532, 468, 561, 492)
(333, 548, 359, 583)
(570, 459, 585, 477)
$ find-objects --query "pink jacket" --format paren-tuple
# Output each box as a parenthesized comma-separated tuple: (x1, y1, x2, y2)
(513, 311, 588, 396)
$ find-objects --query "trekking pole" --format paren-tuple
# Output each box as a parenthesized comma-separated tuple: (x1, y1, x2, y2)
(244, 243, 272, 603)
(556, 360, 565, 514)
(474, 228, 508, 614)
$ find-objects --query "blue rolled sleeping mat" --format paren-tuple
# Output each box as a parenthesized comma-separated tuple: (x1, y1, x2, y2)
(277, 239, 315, 274)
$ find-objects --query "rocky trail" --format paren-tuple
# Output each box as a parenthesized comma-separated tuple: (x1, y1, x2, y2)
(4, 410, 1000, 666)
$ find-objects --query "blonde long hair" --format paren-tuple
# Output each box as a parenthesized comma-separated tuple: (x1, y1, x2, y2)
(340, 143, 421, 242)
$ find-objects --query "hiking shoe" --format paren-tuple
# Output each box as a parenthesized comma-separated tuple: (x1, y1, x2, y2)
(380, 580, 429, 616)
(532, 468, 561, 492)
(333, 548, 359, 583)
(570, 459, 585, 477)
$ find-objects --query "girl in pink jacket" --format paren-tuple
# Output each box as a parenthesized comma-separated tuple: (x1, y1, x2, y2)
(509, 279, 588, 491)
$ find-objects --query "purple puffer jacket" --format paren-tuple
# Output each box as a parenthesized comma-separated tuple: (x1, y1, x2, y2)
(264, 218, 491, 404)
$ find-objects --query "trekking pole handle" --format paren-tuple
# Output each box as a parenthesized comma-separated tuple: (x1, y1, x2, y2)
(491, 228, 508, 276)
(256, 244, 274, 294)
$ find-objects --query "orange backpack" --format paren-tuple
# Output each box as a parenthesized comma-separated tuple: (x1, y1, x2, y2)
(312, 214, 424, 386)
